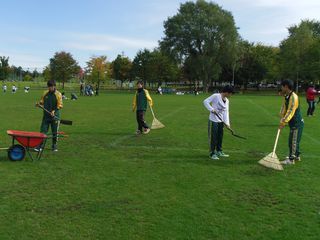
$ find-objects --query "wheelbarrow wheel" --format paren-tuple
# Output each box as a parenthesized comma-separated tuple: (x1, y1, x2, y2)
(8, 144, 26, 161)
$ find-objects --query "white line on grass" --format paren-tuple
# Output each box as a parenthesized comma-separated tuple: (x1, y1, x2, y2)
(109, 107, 186, 147)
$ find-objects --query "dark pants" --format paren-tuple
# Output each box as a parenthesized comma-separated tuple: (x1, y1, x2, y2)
(208, 120, 224, 156)
(41, 117, 59, 146)
(288, 121, 304, 160)
(136, 110, 149, 132)
(307, 100, 316, 116)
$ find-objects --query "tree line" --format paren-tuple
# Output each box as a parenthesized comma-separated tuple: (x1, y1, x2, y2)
(1, 0, 320, 91)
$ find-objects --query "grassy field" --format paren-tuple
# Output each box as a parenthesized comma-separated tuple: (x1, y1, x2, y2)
(0, 90, 319, 240)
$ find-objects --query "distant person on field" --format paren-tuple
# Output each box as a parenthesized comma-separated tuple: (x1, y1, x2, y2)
(306, 84, 320, 116)
(90, 85, 94, 96)
(194, 86, 199, 96)
(35, 80, 63, 152)
(85, 85, 90, 96)
(71, 93, 78, 100)
(157, 85, 163, 95)
(12, 85, 17, 93)
(3, 84, 7, 93)
(203, 85, 234, 160)
(279, 79, 304, 165)
(95, 84, 99, 96)
(129, 81, 134, 90)
(62, 92, 68, 100)
(132, 80, 153, 135)
(24, 86, 30, 93)
(80, 83, 84, 96)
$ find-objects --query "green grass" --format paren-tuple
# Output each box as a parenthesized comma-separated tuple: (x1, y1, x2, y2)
(0, 90, 319, 240)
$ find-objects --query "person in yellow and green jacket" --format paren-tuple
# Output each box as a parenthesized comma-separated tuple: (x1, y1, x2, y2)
(132, 81, 153, 135)
(35, 80, 63, 152)
(279, 79, 304, 165)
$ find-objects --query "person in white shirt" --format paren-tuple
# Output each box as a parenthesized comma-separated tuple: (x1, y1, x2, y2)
(12, 85, 17, 93)
(24, 86, 30, 93)
(203, 85, 234, 160)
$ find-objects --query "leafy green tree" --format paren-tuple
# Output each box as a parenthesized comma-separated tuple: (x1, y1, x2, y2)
(86, 56, 111, 92)
(0, 56, 10, 80)
(148, 50, 180, 85)
(43, 66, 52, 81)
(111, 54, 132, 87)
(279, 20, 320, 90)
(235, 41, 258, 88)
(23, 74, 33, 82)
(49, 51, 80, 89)
(160, 0, 239, 91)
(132, 49, 180, 86)
(32, 69, 39, 78)
(232, 41, 280, 89)
(131, 49, 152, 85)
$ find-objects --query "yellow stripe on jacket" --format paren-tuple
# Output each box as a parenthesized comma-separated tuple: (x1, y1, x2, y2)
(145, 89, 153, 107)
(132, 89, 153, 111)
(281, 92, 298, 125)
(39, 90, 63, 109)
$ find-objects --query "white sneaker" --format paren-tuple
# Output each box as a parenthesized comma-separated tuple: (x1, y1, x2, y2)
(210, 154, 219, 160)
(143, 128, 150, 135)
(285, 156, 301, 162)
(281, 159, 295, 165)
(217, 151, 229, 157)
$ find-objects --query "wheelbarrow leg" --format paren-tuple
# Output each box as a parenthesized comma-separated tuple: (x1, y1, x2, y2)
(37, 138, 48, 161)
(26, 148, 35, 161)
(26, 137, 35, 161)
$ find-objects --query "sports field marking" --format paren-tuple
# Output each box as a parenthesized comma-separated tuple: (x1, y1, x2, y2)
(109, 107, 186, 147)
(246, 99, 320, 145)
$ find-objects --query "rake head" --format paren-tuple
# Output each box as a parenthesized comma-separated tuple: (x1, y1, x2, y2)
(258, 152, 283, 171)
(151, 117, 165, 129)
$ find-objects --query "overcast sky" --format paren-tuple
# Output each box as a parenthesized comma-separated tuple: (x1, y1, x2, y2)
(1, 0, 320, 69)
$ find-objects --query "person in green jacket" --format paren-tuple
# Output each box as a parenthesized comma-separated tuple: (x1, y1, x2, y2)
(132, 81, 153, 135)
(279, 79, 304, 165)
(35, 80, 63, 152)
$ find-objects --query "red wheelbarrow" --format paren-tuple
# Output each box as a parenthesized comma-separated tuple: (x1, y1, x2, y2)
(6, 130, 48, 161)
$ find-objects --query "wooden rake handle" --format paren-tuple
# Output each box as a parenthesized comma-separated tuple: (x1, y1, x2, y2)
(149, 105, 156, 119)
(272, 129, 281, 157)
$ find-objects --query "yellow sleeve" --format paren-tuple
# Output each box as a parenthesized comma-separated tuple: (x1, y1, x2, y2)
(55, 91, 63, 109)
(132, 92, 137, 111)
(144, 89, 153, 107)
(39, 90, 48, 105)
(281, 93, 298, 124)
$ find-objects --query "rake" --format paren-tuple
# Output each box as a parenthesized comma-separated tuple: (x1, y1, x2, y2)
(258, 129, 283, 171)
(213, 112, 246, 140)
(150, 106, 165, 129)
(37, 104, 73, 125)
